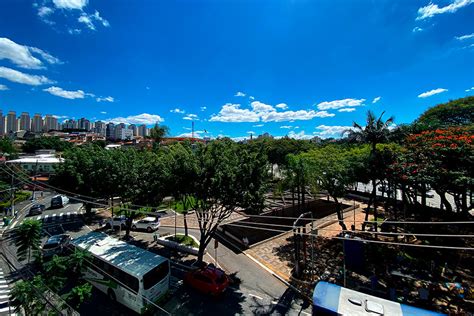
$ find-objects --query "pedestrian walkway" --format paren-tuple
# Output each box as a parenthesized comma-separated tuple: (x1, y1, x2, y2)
(0, 267, 15, 316)
(6, 211, 84, 231)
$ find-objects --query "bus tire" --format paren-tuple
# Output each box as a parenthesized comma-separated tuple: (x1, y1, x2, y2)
(108, 289, 116, 302)
(147, 227, 152, 233)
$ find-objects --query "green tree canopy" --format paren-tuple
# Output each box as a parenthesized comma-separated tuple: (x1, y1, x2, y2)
(22, 136, 73, 153)
(15, 219, 42, 263)
(416, 96, 474, 129)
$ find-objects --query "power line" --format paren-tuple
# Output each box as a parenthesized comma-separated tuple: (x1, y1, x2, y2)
(4, 164, 473, 227)
(4, 165, 474, 250)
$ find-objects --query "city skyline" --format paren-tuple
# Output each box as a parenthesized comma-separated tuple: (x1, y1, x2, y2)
(0, 1, 473, 140)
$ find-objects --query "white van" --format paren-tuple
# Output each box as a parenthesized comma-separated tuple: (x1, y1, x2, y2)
(51, 195, 69, 208)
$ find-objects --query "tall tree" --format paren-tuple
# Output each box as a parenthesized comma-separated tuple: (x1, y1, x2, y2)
(187, 140, 268, 263)
(345, 111, 394, 231)
(150, 123, 169, 146)
(15, 219, 42, 263)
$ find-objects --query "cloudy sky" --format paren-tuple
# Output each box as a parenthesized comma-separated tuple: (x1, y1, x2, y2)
(0, 0, 473, 139)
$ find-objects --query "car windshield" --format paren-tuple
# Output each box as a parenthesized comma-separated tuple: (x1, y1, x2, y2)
(43, 242, 59, 249)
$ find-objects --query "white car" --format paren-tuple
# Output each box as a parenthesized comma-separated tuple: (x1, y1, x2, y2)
(131, 217, 160, 232)
(107, 215, 127, 229)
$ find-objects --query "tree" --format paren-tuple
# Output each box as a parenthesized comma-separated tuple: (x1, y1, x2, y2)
(22, 136, 73, 153)
(300, 146, 361, 230)
(188, 140, 268, 263)
(15, 219, 42, 263)
(345, 111, 394, 231)
(0, 137, 18, 157)
(416, 96, 474, 129)
(10, 276, 48, 315)
(150, 123, 169, 145)
(63, 283, 92, 309)
(166, 142, 199, 236)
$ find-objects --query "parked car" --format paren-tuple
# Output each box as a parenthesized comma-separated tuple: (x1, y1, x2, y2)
(184, 264, 230, 295)
(28, 204, 45, 216)
(131, 216, 160, 232)
(50, 195, 69, 209)
(42, 234, 71, 258)
(106, 215, 127, 229)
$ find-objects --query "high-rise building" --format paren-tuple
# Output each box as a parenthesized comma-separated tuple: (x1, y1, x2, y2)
(137, 124, 147, 137)
(120, 129, 133, 140)
(31, 113, 43, 133)
(128, 124, 137, 136)
(106, 123, 115, 140)
(19, 112, 31, 131)
(94, 121, 106, 136)
(0, 110, 4, 136)
(114, 123, 126, 140)
(43, 114, 58, 131)
(78, 118, 91, 131)
(6, 111, 17, 134)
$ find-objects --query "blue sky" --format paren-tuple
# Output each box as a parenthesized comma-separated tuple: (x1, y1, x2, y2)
(0, 0, 473, 139)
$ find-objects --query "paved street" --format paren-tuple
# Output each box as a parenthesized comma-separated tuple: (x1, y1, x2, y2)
(1, 193, 312, 315)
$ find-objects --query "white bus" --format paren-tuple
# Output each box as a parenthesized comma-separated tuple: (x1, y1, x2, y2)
(71, 232, 170, 314)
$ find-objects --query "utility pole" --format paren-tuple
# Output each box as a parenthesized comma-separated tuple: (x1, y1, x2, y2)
(10, 170, 15, 217)
(32, 160, 39, 200)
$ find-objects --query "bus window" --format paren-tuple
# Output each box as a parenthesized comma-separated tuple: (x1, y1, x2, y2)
(143, 261, 169, 290)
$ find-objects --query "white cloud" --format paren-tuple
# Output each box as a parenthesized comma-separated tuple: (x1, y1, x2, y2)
(177, 130, 205, 138)
(249, 96, 255, 100)
(275, 103, 288, 110)
(210, 103, 260, 122)
(287, 131, 313, 140)
(338, 108, 356, 112)
(200, 106, 207, 111)
(210, 101, 335, 123)
(38, 6, 54, 17)
(412, 26, 424, 33)
(68, 28, 82, 35)
(0, 66, 54, 85)
(96, 96, 114, 102)
(234, 91, 246, 97)
(170, 108, 185, 114)
(78, 10, 110, 31)
(416, 0, 474, 20)
(418, 88, 448, 98)
(53, 115, 69, 120)
(456, 33, 474, 41)
(107, 113, 163, 125)
(317, 98, 365, 110)
(372, 96, 381, 104)
(0, 37, 61, 69)
(44, 86, 88, 99)
(247, 131, 255, 134)
(0, 84, 8, 91)
(183, 114, 198, 121)
(253, 124, 264, 127)
(280, 125, 292, 129)
(314, 125, 354, 138)
(52, 0, 88, 10)
(465, 86, 474, 92)
(100, 111, 107, 114)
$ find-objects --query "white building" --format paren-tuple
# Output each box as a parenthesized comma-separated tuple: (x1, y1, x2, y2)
(31, 113, 43, 133)
(6, 154, 64, 174)
(121, 129, 133, 140)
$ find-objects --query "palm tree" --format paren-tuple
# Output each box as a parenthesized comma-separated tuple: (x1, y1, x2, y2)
(15, 219, 42, 263)
(345, 111, 394, 231)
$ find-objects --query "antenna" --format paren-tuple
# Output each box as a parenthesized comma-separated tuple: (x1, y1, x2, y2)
(192, 121, 195, 138)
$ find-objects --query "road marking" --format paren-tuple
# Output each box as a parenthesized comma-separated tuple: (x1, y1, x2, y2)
(59, 213, 64, 219)
(44, 215, 49, 220)
(73, 211, 78, 216)
(248, 293, 264, 300)
(9, 221, 17, 229)
(64, 205, 70, 209)
(0, 295, 8, 300)
(36, 216, 41, 220)
(0, 280, 7, 284)
(66, 212, 71, 217)
(51, 214, 57, 220)
(0, 285, 7, 289)
(0, 306, 12, 313)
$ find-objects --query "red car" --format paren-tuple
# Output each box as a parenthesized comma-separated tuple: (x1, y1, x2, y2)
(184, 264, 230, 295)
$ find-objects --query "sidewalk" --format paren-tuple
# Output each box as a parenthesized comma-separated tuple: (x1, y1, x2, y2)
(245, 200, 369, 282)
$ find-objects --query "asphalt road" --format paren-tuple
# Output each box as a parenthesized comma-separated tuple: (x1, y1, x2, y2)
(3, 194, 312, 315)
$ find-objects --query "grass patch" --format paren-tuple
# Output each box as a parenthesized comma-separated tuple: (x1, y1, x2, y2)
(166, 234, 199, 248)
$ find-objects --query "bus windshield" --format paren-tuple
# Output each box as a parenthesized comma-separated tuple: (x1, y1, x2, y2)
(143, 261, 169, 290)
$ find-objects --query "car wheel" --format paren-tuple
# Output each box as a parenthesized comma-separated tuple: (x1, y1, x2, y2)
(107, 289, 116, 302)
(132, 225, 137, 231)
(147, 227, 152, 233)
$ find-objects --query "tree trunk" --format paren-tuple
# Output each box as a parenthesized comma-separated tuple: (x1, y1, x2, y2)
(334, 196, 347, 231)
(372, 178, 378, 232)
(183, 212, 189, 237)
(362, 195, 372, 231)
(436, 190, 452, 212)
(197, 234, 209, 264)
(462, 189, 468, 214)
